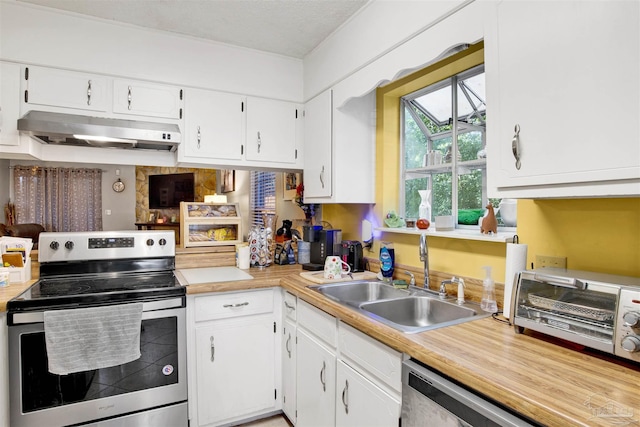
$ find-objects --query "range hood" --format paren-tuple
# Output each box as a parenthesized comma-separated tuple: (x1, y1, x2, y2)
(17, 111, 181, 152)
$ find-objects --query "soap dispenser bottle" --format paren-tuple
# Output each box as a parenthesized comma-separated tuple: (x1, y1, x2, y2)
(481, 266, 497, 313)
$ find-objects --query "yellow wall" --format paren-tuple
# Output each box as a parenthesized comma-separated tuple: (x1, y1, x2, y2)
(323, 42, 640, 283)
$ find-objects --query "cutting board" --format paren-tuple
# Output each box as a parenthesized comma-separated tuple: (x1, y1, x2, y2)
(299, 270, 378, 284)
(179, 267, 254, 285)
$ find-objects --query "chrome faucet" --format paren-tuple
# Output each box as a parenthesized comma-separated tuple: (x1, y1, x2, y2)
(419, 234, 429, 289)
(439, 277, 466, 305)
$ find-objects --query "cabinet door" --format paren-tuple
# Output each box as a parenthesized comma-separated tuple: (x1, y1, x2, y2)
(1, 62, 21, 146)
(335, 361, 400, 427)
(282, 319, 297, 424)
(194, 315, 276, 426)
(24, 65, 107, 112)
(183, 88, 244, 161)
(245, 96, 298, 163)
(486, 1, 640, 195)
(113, 79, 182, 119)
(297, 329, 336, 427)
(303, 90, 332, 198)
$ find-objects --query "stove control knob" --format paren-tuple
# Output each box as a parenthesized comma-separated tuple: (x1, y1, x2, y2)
(623, 312, 640, 328)
(49, 241, 59, 250)
(146, 239, 154, 246)
(621, 335, 640, 353)
(159, 238, 167, 246)
(65, 241, 74, 250)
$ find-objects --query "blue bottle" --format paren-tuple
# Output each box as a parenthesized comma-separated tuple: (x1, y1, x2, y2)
(379, 241, 395, 282)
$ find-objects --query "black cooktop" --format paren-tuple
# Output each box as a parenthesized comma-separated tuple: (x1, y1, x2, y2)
(7, 270, 185, 313)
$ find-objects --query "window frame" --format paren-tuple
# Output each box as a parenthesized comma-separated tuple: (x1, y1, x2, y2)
(399, 64, 489, 229)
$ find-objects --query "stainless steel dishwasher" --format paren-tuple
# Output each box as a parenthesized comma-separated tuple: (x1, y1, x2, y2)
(402, 359, 538, 427)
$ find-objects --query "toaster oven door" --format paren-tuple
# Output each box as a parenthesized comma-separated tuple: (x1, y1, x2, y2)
(513, 271, 617, 353)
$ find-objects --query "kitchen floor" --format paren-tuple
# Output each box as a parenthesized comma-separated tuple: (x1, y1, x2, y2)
(240, 414, 292, 427)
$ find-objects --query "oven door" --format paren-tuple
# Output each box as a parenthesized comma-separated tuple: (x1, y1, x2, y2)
(8, 299, 187, 427)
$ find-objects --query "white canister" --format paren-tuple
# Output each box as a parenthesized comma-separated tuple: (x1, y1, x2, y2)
(0, 268, 9, 287)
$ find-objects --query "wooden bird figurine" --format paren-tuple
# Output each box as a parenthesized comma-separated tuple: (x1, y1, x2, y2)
(480, 204, 498, 234)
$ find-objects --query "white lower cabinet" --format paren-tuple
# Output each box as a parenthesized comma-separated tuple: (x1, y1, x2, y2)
(335, 360, 399, 427)
(297, 328, 337, 427)
(282, 318, 297, 424)
(290, 300, 401, 427)
(187, 289, 280, 427)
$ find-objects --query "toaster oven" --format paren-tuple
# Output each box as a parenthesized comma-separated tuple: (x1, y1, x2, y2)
(512, 269, 640, 363)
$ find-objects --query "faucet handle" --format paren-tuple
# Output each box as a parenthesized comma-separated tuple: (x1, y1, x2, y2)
(405, 271, 416, 286)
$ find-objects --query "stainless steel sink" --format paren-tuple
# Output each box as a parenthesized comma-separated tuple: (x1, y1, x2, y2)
(310, 281, 410, 305)
(360, 296, 484, 333)
(308, 280, 490, 333)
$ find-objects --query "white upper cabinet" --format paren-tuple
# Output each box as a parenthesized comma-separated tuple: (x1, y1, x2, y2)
(112, 79, 183, 120)
(303, 89, 332, 198)
(182, 88, 244, 161)
(1, 62, 21, 146)
(485, 0, 640, 198)
(245, 96, 300, 164)
(23, 65, 108, 113)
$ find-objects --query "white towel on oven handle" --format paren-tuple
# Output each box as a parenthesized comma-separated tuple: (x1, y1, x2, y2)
(44, 303, 143, 375)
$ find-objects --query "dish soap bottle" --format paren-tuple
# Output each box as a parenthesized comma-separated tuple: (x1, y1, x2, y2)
(379, 241, 395, 283)
(481, 266, 497, 313)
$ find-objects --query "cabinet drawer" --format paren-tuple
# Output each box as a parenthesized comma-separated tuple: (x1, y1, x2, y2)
(298, 300, 337, 348)
(338, 321, 402, 395)
(283, 291, 297, 321)
(195, 289, 274, 322)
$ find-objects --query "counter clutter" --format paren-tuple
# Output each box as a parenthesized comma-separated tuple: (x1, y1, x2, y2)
(4, 263, 640, 426)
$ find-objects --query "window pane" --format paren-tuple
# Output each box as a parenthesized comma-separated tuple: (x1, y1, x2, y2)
(403, 106, 428, 169)
(457, 169, 484, 225)
(458, 130, 483, 162)
(432, 172, 452, 217)
(250, 171, 276, 228)
(404, 177, 429, 219)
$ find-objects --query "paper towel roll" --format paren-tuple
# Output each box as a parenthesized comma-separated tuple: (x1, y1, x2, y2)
(238, 246, 251, 269)
(504, 243, 527, 319)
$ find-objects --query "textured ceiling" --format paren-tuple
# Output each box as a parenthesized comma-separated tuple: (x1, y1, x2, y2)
(17, 0, 368, 59)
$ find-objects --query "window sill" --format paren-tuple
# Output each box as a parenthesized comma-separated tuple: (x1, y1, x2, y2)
(375, 226, 517, 243)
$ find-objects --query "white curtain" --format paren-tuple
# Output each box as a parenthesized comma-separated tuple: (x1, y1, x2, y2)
(13, 165, 103, 231)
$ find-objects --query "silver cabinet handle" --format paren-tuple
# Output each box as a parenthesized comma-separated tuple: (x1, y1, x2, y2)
(512, 124, 521, 170)
(127, 86, 132, 110)
(223, 302, 249, 308)
(87, 80, 92, 106)
(210, 336, 215, 362)
(197, 125, 201, 149)
(320, 361, 326, 392)
(341, 380, 349, 414)
(320, 165, 325, 188)
(286, 332, 292, 359)
(257, 131, 261, 153)
(284, 301, 295, 312)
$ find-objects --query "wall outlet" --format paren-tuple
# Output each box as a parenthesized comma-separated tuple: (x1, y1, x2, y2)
(536, 255, 567, 269)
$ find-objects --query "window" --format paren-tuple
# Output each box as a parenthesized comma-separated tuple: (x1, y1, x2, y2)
(401, 64, 498, 228)
(249, 171, 276, 228)
(12, 165, 103, 231)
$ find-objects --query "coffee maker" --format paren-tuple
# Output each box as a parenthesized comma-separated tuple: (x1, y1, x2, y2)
(301, 226, 342, 271)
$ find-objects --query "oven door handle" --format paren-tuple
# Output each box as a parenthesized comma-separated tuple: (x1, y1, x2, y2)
(533, 273, 585, 290)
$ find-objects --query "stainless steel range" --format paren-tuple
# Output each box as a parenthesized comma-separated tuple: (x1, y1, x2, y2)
(7, 230, 187, 427)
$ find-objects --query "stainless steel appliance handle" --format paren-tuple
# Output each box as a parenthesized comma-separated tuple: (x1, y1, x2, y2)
(341, 379, 349, 414)
(223, 302, 249, 308)
(210, 336, 215, 362)
(533, 273, 585, 289)
(320, 361, 326, 392)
